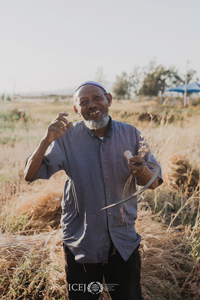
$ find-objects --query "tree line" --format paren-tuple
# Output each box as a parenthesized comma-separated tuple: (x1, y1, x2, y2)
(111, 59, 199, 98)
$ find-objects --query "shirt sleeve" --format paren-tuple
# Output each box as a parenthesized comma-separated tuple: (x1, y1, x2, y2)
(31, 140, 67, 181)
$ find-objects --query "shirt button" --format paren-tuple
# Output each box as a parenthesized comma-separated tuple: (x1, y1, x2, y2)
(103, 158, 106, 162)
(109, 213, 111, 215)
(105, 176, 108, 180)
(109, 228, 112, 231)
(108, 195, 110, 198)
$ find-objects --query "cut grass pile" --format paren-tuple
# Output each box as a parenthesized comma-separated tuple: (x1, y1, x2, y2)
(0, 100, 200, 299)
(0, 205, 199, 299)
(164, 153, 199, 195)
(1, 180, 64, 235)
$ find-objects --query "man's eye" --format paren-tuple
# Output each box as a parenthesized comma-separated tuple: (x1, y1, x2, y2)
(80, 100, 86, 106)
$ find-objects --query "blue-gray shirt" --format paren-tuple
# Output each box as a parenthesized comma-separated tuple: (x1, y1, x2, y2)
(33, 118, 163, 263)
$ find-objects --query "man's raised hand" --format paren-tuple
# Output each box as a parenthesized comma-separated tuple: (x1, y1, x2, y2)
(24, 113, 72, 182)
(44, 113, 73, 144)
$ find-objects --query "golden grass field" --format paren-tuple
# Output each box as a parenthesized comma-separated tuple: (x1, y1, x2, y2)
(0, 98, 200, 299)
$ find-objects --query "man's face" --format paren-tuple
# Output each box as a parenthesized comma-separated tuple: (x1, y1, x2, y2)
(74, 85, 112, 125)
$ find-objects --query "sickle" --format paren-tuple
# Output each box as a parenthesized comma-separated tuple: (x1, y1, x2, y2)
(101, 150, 160, 210)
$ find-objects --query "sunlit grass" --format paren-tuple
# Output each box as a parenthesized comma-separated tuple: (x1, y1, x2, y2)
(0, 99, 200, 299)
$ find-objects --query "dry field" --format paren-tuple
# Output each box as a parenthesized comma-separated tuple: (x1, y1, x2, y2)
(0, 99, 200, 299)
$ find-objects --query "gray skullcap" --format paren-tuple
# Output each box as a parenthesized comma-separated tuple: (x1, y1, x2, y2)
(75, 81, 107, 93)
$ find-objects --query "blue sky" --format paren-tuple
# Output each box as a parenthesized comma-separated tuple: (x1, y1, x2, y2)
(0, 0, 200, 93)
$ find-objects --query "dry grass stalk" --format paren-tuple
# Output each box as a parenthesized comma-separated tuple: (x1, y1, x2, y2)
(1, 102, 200, 298)
(136, 205, 200, 299)
(167, 189, 200, 230)
(1, 207, 199, 299)
(0, 234, 48, 276)
(0, 231, 64, 299)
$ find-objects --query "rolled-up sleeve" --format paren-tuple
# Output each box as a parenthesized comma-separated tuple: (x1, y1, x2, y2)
(32, 140, 67, 181)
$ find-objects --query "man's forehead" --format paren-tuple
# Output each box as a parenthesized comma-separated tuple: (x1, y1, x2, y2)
(76, 85, 105, 98)
(75, 80, 107, 94)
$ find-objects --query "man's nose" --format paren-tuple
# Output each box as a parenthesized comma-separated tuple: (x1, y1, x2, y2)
(87, 99, 96, 108)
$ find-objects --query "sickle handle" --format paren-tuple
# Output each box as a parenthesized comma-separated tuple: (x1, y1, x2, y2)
(124, 150, 133, 161)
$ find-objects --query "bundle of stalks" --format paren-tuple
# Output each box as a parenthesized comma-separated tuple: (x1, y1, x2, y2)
(138, 112, 160, 123)
(0, 230, 111, 299)
(163, 153, 199, 195)
(1, 207, 199, 299)
(13, 183, 63, 231)
(137, 204, 200, 299)
(138, 112, 181, 124)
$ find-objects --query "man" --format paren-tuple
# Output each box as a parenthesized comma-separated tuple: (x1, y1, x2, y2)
(24, 81, 163, 300)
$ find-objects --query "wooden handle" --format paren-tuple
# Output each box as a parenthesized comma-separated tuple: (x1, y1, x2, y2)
(124, 150, 133, 160)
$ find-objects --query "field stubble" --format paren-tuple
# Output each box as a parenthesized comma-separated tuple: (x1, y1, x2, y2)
(0, 100, 200, 299)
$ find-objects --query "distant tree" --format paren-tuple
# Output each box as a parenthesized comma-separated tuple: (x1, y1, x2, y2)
(113, 59, 197, 97)
(196, 76, 200, 84)
(113, 72, 131, 97)
(129, 65, 143, 96)
(139, 65, 166, 96)
(2, 94, 4, 100)
(166, 66, 184, 86)
(184, 69, 197, 84)
(138, 63, 192, 96)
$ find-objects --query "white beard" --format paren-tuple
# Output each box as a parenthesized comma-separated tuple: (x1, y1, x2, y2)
(84, 114, 110, 130)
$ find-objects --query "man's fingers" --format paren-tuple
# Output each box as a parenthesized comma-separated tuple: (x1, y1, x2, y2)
(58, 112, 69, 116)
(129, 156, 144, 164)
(66, 122, 73, 129)
(46, 113, 73, 143)
(54, 113, 74, 129)
(128, 165, 142, 172)
(51, 119, 73, 131)
(55, 115, 70, 126)
(128, 160, 146, 176)
(51, 120, 66, 129)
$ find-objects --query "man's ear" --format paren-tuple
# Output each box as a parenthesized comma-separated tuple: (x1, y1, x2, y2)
(74, 106, 81, 117)
(107, 93, 112, 107)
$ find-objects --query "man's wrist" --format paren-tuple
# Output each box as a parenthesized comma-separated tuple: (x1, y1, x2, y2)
(139, 166, 148, 177)
(41, 136, 53, 147)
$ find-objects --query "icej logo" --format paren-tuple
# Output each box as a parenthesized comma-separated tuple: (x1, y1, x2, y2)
(68, 281, 103, 294)
(87, 282, 103, 294)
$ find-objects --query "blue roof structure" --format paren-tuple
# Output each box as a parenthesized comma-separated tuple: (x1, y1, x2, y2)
(168, 82, 200, 93)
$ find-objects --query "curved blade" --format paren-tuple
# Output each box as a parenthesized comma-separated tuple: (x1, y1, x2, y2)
(101, 162, 160, 210)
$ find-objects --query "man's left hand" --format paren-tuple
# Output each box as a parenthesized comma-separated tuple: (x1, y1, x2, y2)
(127, 155, 159, 189)
(128, 155, 147, 177)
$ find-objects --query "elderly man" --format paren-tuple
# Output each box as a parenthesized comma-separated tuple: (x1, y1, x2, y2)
(24, 81, 163, 300)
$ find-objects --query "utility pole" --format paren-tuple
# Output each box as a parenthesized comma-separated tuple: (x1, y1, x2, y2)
(184, 60, 189, 107)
